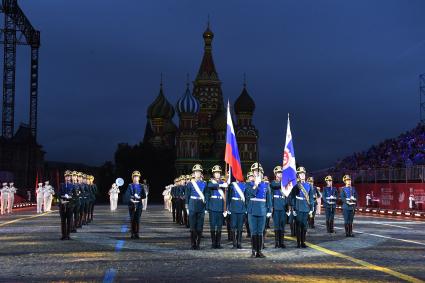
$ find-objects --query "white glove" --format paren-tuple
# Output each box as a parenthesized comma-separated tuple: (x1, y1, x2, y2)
(286, 211, 291, 216)
(205, 210, 208, 214)
(219, 183, 228, 188)
(186, 209, 189, 214)
(227, 211, 231, 215)
(134, 193, 140, 199)
(293, 211, 297, 217)
(64, 194, 70, 199)
(309, 211, 313, 217)
(266, 212, 272, 218)
(223, 211, 228, 217)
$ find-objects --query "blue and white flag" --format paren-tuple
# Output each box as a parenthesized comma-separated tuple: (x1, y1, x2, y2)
(281, 114, 297, 197)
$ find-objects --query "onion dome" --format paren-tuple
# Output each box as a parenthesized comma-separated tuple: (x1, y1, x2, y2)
(147, 82, 175, 119)
(176, 80, 200, 115)
(203, 18, 214, 43)
(213, 107, 226, 131)
(234, 83, 255, 115)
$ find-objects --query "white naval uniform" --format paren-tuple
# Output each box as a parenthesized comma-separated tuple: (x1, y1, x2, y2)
(7, 186, 17, 213)
(163, 187, 171, 210)
(142, 185, 149, 211)
(1, 186, 9, 215)
(43, 185, 55, 212)
(36, 186, 45, 213)
(109, 187, 120, 211)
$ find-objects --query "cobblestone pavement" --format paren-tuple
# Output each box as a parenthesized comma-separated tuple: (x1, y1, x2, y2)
(0, 205, 424, 282)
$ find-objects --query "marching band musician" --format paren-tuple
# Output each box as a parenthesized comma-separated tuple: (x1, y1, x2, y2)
(206, 165, 228, 249)
(7, 182, 17, 214)
(36, 182, 44, 214)
(127, 170, 146, 239)
(246, 162, 272, 258)
(227, 172, 247, 249)
(43, 181, 55, 212)
(109, 183, 120, 211)
(59, 170, 75, 240)
(290, 167, 314, 248)
(270, 166, 288, 249)
(322, 175, 337, 233)
(341, 175, 357, 237)
(1, 182, 9, 215)
(185, 164, 207, 250)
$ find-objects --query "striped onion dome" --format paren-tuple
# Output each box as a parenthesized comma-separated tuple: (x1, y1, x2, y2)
(176, 83, 200, 115)
(147, 84, 175, 119)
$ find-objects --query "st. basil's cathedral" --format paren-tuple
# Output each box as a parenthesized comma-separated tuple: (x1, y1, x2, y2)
(145, 23, 259, 175)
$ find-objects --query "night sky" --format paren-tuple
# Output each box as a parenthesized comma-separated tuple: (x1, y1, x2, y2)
(8, 0, 425, 173)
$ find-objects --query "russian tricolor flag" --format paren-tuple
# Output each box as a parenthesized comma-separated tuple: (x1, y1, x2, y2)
(281, 114, 297, 197)
(225, 101, 244, 182)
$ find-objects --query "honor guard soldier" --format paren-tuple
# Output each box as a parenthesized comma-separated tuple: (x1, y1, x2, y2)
(176, 176, 184, 225)
(206, 165, 228, 249)
(290, 167, 314, 248)
(244, 172, 254, 238)
(307, 177, 322, 229)
(185, 164, 207, 250)
(341, 175, 357, 237)
(7, 182, 17, 214)
(246, 162, 272, 258)
(59, 170, 75, 240)
(323, 175, 337, 233)
(171, 178, 178, 223)
(88, 175, 97, 223)
(127, 170, 146, 239)
(71, 171, 81, 232)
(181, 175, 190, 228)
(227, 173, 247, 249)
(82, 174, 90, 225)
(270, 166, 288, 248)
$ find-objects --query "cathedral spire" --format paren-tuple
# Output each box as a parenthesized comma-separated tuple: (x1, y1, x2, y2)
(196, 18, 218, 81)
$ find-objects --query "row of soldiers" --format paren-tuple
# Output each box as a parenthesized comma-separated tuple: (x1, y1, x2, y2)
(0, 182, 17, 215)
(58, 170, 97, 240)
(167, 162, 358, 258)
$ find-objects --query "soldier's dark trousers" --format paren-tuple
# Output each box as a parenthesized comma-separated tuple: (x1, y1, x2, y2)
(176, 199, 182, 224)
(73, 202, 80, 231)
(180, 199, 188, 226)
(325, 206, 335, 233)
(244, 214, 251, 237)
(171, 199, 176, 222)
(129, 203, 142, 238)
(60, 204, 73, 239)
(89, 201, 95, 222)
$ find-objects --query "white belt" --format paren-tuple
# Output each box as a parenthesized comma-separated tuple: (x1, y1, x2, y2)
(232, 197, 242, 200)
(273, 195, 285, 199)
(210, 196, 223, 199)
(251, 198, 266, 202)
(190, 196, 202, 200)
(296, 196, 305, 200)
(327, 202, 336, 205)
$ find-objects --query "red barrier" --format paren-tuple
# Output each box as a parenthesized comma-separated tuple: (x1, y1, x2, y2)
(333, 183, 425, 211)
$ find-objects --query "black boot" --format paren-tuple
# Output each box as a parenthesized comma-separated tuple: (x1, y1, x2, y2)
(257, 235, 266, 258)
(311, 217, 315, 229)
(330, 220, 335, 233)
(345, 224, 349, 237)
(232, 230, 237, 249)
(296, 224, 301, 248)
(216, 231, 222, 249)
(196, 231, 202, 250)
(210, 231, 216, 249)
(274, 230, 279, 248)
(301, 227, 307, 248)
(350, 224, 354, 237)
(280, 231, 286, 248)
(262, 230, 266, 249)
(237, 230, 243, 249)
(190, 231, 196, 250)
(250, 235, 256, 258)
(291, 222, 296, 237)
(135, 223, 140, 239)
